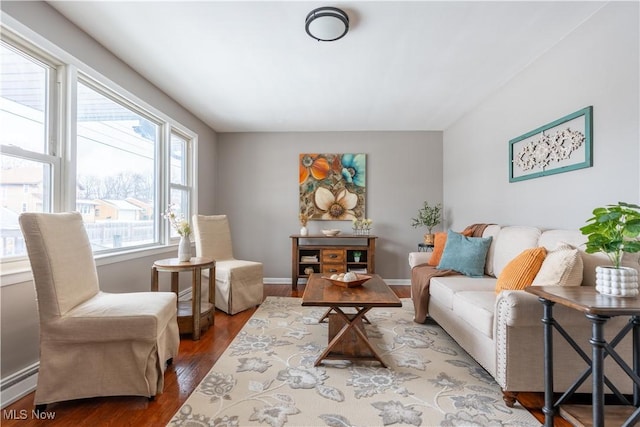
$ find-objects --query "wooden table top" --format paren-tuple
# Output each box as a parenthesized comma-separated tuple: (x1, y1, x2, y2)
(525, 286, 640, 316)
(301, 274, 402, 308)
(153, 257, 215, 270)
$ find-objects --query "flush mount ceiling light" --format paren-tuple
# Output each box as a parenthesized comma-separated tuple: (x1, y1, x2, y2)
(305, 7, 349, 42)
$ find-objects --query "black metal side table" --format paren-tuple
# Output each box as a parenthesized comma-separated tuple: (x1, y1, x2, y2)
(525, 286, 640, 427)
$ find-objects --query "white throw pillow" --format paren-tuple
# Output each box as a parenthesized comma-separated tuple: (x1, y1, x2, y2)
(532, 242, 583, 286)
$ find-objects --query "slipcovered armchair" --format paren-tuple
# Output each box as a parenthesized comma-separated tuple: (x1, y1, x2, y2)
(19, 212, 179, 409)
(192, 214, 263, 314)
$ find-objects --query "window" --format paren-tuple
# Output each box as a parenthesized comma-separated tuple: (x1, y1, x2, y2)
(168, 131, 192, 239)
(0, 39, 58, 259)
(76, 79, 159, 251)
(1, 31, 197, 264)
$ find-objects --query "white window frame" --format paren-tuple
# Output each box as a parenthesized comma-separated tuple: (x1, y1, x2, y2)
(167, 127, 196, 242)
(1, 23, 198, 284)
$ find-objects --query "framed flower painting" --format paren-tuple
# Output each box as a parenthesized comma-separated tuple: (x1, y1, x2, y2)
(299, 153, 366, 221)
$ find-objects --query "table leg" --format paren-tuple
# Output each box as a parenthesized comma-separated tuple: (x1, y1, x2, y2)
(633, 315, 640, 407)
(315, 306, 386, 367)
(540, 298, 556, 427)
(208, 266, 215, 322)
(588, 314, 607, 427)
(291, 237, 299, 291)
(192, 267, 202, 340)
(171, 272, 179, 295)
(151, 266, 158, 291)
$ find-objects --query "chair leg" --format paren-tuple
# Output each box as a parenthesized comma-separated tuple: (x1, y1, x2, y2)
(148, 396, 155, 402)
(166, 358, 173, 366)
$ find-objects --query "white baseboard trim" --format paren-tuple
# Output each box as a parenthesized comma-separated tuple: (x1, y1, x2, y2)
(1, 362, 38, 409)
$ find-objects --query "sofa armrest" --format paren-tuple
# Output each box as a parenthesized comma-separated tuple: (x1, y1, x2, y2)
(494, 286, 634, 393)
(409, 251, 432, 268)
(495, 288, 596, 328)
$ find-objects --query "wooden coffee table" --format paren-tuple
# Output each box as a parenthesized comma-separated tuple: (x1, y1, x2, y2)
(301, 273, 402, 367)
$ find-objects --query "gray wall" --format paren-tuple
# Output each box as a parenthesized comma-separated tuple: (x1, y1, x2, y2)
(2, 0, 638, 408)
(215, 131, 444, 281)
(0, 1, 218, 390)
(443, 2, 639, 231)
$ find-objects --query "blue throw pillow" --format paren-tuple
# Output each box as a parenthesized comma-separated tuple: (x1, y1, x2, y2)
(437, 229, 493, 277)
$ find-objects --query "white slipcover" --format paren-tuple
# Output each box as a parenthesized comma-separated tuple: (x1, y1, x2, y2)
(193, 215, 263, 314)
(19, 212, 179, 406)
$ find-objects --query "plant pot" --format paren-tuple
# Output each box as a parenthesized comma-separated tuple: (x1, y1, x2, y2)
(423, 233, 435, 245)
(595, 266, 639, 297)
(354, 256, 360, 263)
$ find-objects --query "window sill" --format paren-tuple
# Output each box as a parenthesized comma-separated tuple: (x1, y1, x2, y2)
(0, 244, 182, 287)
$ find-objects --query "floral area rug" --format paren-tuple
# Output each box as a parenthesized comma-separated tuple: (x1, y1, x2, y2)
(168, 297, 538, 427)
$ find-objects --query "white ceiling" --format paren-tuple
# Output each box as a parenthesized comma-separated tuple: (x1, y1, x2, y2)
(48, 1, 605, 133)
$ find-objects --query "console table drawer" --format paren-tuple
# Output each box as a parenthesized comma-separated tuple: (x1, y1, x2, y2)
(322, 264, 346, 274)
(322, 249, 345, 263)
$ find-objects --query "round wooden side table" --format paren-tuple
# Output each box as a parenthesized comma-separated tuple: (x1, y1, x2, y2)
(151, 257, 215, 340)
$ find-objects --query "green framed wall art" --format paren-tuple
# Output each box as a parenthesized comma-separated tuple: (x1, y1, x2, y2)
(509, 106, 593, 182)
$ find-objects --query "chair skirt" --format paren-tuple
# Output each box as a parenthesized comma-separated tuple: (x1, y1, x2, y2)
(34, 293, 179, 405)
(208, 260, 263, 315)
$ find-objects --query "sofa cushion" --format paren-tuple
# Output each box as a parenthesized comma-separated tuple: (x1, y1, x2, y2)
(495, 247, 547, 293)
(532, 242, 583, 286)
(492, 226, 542, 277)
(437, 230, 493, 277)
(429, 276, 497, 310)
(427, 232, 448, 266)
(452, 291, 496, 338)
(482, 225, 502, 277)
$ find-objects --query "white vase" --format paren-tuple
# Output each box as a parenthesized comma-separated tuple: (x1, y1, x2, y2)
(300, 226, 308, 236)
(178, 235, 191, 262)
(595, 266, 639, 297)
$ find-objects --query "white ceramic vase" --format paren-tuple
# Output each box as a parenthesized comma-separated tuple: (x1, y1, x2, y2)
(595, 266, 639, 297)
(300, 226, 308, 236)
(178, 235, 191, 262)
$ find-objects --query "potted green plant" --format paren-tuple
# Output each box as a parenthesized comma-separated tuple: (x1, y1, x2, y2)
(411, 201, 442, 245)
(580, 201, 640, 296)
(353, 251, 362, 262)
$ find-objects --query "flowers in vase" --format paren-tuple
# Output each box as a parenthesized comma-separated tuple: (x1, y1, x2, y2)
(352, 218, 373, 235)
(163, 204, 191, 237)
(299, 213, 309, 227)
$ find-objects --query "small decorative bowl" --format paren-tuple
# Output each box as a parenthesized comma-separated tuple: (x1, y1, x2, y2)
(322, 274, 372, 288)
(321, 229, 341, 236)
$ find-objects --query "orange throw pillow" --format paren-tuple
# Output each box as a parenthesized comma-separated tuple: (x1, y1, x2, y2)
(427, 232, 448, 266)
(495, 247, 547, 293)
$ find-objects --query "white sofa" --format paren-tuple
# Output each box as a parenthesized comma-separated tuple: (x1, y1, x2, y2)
(409, 225, 637, 406)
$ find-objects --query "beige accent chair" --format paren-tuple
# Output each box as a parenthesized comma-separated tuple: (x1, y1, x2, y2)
(192, 214, 263, 314)
(19, 212, 180, 409)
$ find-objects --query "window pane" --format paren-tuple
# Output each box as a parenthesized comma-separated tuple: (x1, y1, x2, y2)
(76, 82, 157, 251)
(170, 133, 186, 185)
(0, 42, 48, 153)
(0, 155, 51, 257)
(169, 188, 189, 239)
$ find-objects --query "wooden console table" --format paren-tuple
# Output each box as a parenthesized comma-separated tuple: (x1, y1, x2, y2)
(290, 234, 377, 290)
(525, 286, 640, 427)
(151, 257, 215, 340)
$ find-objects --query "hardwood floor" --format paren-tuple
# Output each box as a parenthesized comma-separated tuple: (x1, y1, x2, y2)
(1, 284, 570, 426)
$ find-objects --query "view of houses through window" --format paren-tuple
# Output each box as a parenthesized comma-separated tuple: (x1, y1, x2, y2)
(0, 35, 196, 261)
(76, 80, 158, 250)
